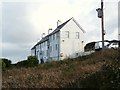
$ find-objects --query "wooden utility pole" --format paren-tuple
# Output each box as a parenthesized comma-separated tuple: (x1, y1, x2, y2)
(101, 0, 105, 50)
(96, 0, 105, 50)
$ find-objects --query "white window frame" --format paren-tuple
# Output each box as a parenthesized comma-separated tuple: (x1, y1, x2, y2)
(50, 36, 52, 42)
(53, 34, 55, 40)
(50, 46, 52, 53)
(56, 32, 59, 39)
(65, 31, 69, 38)
(76, 32, 79, 39)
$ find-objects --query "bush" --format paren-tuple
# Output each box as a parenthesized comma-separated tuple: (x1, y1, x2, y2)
(16, 60, 28, 67)
(0, 58, 12, 70)
(27, 56, 39, 67)
(65, 49, 120, 88)
(2, 58, 11, 68)
(0, 60, 3, 71)
(16, 56, 39, 68)
(2, 61, 6, 70)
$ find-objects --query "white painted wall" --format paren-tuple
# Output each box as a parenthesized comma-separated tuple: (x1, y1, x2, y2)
(31, 18, 85, 63)
(33, 40, 48, 63)
(60, 18, 85, 60)
(39, 41, 48, 63)
(49, 31, 60, 61)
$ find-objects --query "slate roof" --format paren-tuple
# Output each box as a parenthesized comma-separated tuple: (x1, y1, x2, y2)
(49, 17, 72, 35)
(31, 18, 73, 50)
(31, 35, 48, 50)
(31, 17, 85, 50)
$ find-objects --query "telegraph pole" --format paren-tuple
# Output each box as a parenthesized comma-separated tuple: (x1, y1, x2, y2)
(101, 0, 105, 50)
(96, 0, 105, 50)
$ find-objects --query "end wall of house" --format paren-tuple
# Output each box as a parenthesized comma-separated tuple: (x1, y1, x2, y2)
(60, 19, 85, 60)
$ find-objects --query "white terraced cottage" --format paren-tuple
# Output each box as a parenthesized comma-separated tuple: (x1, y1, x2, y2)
(31, 17, 85, 63)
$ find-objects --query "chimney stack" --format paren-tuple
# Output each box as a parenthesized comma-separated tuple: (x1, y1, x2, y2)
(57, 20, 61, 27)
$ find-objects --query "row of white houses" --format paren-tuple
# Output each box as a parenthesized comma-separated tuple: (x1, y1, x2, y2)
(31, 17, 85, 63)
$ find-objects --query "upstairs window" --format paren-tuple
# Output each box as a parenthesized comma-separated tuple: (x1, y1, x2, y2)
(50, 46, 52, 53)
(53, 34, 55, 40)
(56, 32, 59, 39)
(50, 36, 52, 42)
(76, 32, 79, 39)
(65, 31, 69, 38)
(44, 42, 46, 46)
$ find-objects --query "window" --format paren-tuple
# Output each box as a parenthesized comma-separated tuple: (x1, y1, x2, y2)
(54, 34, 56, 40)
(53, 34, 55, 40)
(41, 43, 42, 48)
(56, 32, 59, 39)
(55, 44, 57, 50)
(37, 51, 39, 58)
(40, 51, 42, 55)
(40, 44, 41, 49)
(50, 36, 52, 42)
(44, 42, 45, 46)
(65, 31, 69, 38)
(50, 46, 52, 52)
(76, 32, 79, 39)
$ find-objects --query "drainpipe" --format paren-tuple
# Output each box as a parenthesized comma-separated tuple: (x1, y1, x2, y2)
(48, 28, 52, 62)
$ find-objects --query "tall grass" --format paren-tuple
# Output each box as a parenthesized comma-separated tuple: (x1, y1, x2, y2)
(2, 49, 119, 88)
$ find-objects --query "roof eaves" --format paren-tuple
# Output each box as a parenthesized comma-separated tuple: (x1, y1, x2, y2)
(49, 18, 73, 36)
(31, 35, 49, 50)
(31, 17, 73, 50)
(72, 18, 86, 33)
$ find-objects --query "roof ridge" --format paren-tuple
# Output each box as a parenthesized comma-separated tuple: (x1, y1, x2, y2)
(57, 17, 73, 28)
(72, 18, 86, 33)
(31, 17, 76, 49)
(48, 18, 73, 35)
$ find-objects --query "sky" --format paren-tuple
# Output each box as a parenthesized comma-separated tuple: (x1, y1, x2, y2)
(1, 0, 119, 63)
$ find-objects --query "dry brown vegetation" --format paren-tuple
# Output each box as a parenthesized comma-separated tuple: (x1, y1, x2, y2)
(2, 48, 119, 88)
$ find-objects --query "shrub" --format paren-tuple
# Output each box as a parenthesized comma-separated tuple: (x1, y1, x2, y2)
(2, 61, 6, 70)
(2, 58, 11, 67)
(0, 58, 11, 69)
(16, 60, 28, 67)
(16, 56, 39, 68)
(27, 56, 39, 67)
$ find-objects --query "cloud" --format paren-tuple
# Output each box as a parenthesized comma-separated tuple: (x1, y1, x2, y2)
(81, 1, 118, 44)
(2, 42, 31, 63)
(2, 2, 38, 63)
(1, 0, 119, 63)
(118, 1, 120, 39)
(2, 2, 38, 44)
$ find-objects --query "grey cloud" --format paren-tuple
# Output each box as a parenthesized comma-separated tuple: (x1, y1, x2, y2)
(2, 42, 32, 63)
(2, 2, 38, 63)
(105, 16, 118, 36)
(1, 1, 118, 63)
(118, 1, 120, 35)
(2, 2, 37, 44)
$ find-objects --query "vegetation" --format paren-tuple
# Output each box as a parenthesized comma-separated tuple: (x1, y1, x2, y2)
(0, 58, 12, 70)
(16, 56, 39, 68)
(67, 50, 120, 88)
(2, 49, 120, 89)
(27, 56, 39, 67)
(0, 56, 39, 70)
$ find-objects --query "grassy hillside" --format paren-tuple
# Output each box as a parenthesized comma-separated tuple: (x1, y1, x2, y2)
(2, 49, 120, 88)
